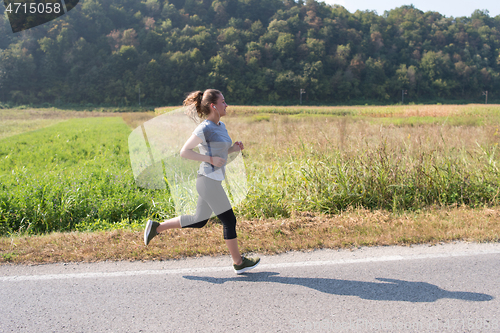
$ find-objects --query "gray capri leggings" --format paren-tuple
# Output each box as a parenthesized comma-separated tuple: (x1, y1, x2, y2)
(180, 174, 237, 240)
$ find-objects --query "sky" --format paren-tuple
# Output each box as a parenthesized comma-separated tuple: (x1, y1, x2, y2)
(322, 0, 500, 18)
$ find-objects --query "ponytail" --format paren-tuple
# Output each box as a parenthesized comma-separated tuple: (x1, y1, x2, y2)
(183, 89, 221, 122)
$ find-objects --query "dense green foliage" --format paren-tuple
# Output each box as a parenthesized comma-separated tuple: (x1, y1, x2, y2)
(0, 117, 173, 235)
(1, 0, 500, 105)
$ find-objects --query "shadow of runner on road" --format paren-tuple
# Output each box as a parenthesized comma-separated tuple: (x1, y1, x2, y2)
(183, 272, 493, 303)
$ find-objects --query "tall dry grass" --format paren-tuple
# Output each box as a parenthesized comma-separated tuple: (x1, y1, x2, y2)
(223, 114, 500, 217)
(223, 104, 500, 118)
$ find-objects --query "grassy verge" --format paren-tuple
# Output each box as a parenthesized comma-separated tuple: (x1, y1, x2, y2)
(1, 206, 499, 264)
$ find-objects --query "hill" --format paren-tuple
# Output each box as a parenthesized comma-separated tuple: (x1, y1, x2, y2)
(1, 0, 500, 105)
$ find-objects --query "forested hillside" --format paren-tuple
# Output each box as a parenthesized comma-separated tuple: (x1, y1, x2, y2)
(1, 0, 499, 105)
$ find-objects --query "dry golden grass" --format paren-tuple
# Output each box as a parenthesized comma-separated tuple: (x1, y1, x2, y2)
(0, 108, 120, 122)
(1, 206, 499, 264)
(223, 111, 500, 160)
(120, 112, 156, 128)
(217, 104, 500, 118)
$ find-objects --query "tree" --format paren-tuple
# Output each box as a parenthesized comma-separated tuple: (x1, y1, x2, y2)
(419, 50, 454, 97)
(364, 57, 388, 99)
(0, 44, 36, 102)
(275, 32, 295, 59)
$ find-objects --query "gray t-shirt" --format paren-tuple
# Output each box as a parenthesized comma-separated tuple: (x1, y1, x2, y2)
(193, 120, 232, 181)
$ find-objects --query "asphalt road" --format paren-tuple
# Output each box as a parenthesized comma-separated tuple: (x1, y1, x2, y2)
(1, 242, 499, 332)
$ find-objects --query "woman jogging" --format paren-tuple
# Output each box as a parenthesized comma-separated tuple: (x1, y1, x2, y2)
(143, 89, 260, 274)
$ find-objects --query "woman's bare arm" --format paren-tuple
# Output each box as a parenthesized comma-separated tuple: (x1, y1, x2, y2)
(180, 134, 226, 167)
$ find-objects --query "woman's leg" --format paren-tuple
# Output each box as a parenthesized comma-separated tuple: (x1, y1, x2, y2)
(225, 238, 242, 265)
(144, 177, 212, 244)
(148, 175, 258, 272)
(196, 177, 244, 265)
(214, 208, 240, 264)
(210, 196, 260, 273)
(157, 177, 215, 233)
(147, 185, 211, 244)
(156, 216, 181, 233)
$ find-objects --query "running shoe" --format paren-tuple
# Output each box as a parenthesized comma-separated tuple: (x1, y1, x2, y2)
(233, 256, 260, 274)
(144, 219, 160, 246)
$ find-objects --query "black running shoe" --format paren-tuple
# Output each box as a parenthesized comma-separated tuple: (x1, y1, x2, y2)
(144, 219, 160, 246)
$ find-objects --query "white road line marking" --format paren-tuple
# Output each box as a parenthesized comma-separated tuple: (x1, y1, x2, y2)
(1, 249, 499, 282)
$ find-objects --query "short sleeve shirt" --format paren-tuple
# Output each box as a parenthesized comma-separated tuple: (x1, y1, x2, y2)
(192, 120, 232, 181)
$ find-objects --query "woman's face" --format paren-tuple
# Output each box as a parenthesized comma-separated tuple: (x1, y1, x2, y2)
(212, 93, 228, 117)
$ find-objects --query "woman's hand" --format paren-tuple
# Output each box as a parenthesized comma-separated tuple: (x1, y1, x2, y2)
(229, 141, 244, 153)
(210, 156, 226, 167)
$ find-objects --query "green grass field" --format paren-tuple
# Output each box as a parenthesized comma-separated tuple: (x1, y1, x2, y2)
(0, 116, 172, 235)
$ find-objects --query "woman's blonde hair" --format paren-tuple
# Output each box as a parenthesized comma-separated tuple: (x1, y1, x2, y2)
(183, 89, 221, 122)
